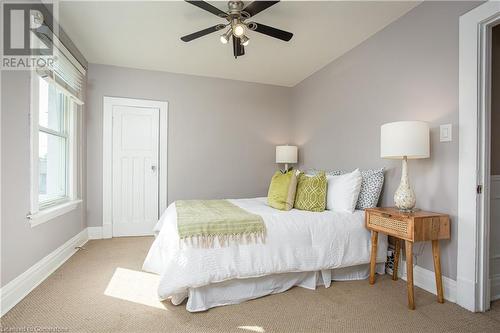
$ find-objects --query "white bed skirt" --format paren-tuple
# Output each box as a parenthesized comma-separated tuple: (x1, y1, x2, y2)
(174, 263, 386, 312)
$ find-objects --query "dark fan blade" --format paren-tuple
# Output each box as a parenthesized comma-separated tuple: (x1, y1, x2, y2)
(253, 22, 293, 41)
(243, 1, 280, 17)
(233, 37, 245, 58)
(185, 1, 227, 18)
(181, 25, 222, 42)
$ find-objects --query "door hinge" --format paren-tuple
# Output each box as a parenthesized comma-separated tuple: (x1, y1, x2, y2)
(477, 185, 483, 194)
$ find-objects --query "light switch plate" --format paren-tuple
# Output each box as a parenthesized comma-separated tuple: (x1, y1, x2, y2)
(440, 124, 452, 142)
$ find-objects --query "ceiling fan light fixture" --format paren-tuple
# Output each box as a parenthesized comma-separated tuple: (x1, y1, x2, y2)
(181, 1, 294, 58)
(240, 35, 249, 46)
(232, 22, 245, 37)
(220, 28, 232, 44)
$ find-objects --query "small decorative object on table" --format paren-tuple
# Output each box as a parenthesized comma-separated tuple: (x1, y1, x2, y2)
(365, 207, 450, 310)
(276, 145, 298, 173)
(380, 121, 430, 211)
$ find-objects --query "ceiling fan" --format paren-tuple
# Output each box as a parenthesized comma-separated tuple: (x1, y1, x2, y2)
(181, 1, 293, 59)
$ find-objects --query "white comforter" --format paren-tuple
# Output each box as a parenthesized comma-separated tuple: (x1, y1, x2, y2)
(142, 197, 387, 302)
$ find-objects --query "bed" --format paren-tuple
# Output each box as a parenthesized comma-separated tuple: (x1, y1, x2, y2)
(142, 197, 388, 312)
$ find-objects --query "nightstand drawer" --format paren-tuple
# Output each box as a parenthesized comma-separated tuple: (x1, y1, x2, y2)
(366, 213, 411, 239)
(365, 208, 450, 242)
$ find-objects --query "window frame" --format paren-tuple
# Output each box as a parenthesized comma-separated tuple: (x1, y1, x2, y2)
(38, 88, 69, 208)
(28, 72, 81, 227)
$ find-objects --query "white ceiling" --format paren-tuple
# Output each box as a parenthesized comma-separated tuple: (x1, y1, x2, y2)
(59, 1, 420, 87)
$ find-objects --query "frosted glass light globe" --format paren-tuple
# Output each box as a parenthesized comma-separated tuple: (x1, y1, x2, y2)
(220, 29, 232, 44)
(233, 24, 245, 37)
(241, 35, 249, 46)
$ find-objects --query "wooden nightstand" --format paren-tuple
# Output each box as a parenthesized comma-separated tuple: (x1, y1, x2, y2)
(365, 207, 450, 310)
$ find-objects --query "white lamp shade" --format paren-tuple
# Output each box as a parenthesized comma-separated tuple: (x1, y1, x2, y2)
(380, 121, 430, 159)
(276, 145, 298, 164)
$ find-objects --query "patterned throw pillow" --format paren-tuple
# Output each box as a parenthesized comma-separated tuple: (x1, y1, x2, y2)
(355, 169, 384, 209)
(294, 172, 327, 212)
(268, 170, 298, 211)
(326, 170, 343, 177)
(304, 168, 384, 209)
(306, 169, 342, 177)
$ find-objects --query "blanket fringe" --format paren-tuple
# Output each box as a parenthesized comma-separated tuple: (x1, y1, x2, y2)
(179, 231, 266, 249)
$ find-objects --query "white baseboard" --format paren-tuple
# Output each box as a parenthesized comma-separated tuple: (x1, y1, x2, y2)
(87, 226, 103, 240)
(399, 259, 457, 303)
(102, 224, 112, 239)
(456, 276, 476, 311)
(0, 228, 88, 317)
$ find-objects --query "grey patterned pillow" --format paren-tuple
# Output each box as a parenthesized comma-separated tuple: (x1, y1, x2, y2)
(306, 168, 384, 209)
(306, 169, 342, 176)
(355, 169, 384, 209)
(326, 170, 343, 177)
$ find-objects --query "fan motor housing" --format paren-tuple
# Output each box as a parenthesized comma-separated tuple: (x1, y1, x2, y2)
(228, 1, 244, 17)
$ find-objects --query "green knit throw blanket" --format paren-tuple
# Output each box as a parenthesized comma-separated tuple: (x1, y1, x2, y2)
(176, 200, 266, 247)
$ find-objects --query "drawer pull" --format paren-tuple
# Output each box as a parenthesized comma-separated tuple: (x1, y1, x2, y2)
(381, 213, 392, 218)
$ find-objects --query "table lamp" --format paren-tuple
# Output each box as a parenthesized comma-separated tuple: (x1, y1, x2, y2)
(276, 145, 298, 172)
(380, 121, 430, 211)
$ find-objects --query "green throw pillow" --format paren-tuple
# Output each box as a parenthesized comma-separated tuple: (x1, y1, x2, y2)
(268, 170, 298, 211)
(294, 172, 327, 212)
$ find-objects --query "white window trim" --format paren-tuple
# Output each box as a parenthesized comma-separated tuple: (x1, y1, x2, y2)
(28, 199, 82, 227)
(28, 72, 82, 227)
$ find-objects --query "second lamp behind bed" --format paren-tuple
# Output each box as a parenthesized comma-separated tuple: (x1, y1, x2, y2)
(276, 145, 298, 172)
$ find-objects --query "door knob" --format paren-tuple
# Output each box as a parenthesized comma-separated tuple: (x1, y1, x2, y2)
(151, 165, 157, 172)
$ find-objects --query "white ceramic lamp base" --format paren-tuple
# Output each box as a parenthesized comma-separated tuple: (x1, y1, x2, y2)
(394, 156, 416, 211)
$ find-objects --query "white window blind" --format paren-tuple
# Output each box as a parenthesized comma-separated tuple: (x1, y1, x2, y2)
(34, 26, 86, 105)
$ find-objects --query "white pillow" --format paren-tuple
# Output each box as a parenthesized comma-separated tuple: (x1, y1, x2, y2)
(326, 169, 362, 213)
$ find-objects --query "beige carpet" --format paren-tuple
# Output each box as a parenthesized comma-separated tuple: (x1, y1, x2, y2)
(2, 237, 500, 333)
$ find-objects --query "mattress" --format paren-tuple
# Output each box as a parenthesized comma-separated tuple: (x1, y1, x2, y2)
(142, 197, 388, 311)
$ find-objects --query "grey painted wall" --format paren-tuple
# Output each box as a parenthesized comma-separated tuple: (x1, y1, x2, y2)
(291, 1, 481, 280)
(1, 71, 86, 287)
(86, 64, 292, 228)
(492, 25, 500, 176)
(1, 1, 483, 289)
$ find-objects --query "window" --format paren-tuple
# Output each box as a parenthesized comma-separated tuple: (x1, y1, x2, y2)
(26, 16, 86, 226)
(37, 77, 70, 207)
(28, 73, 82, 226)
(27, 62, 83, 226)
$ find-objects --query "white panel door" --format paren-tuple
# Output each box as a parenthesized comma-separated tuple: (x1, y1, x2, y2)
(112, 105, 159, 237)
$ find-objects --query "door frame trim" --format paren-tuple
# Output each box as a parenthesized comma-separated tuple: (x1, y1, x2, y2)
(102, 96, 168, 239)
(457, 1, 500, 312)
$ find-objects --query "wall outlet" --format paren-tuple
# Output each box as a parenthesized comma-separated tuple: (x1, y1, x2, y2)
(440, 124, 452, 142)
